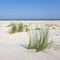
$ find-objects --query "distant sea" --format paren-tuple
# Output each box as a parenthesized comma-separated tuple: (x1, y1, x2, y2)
(0, 19, 60, 21)
(0, 19, 60, 26)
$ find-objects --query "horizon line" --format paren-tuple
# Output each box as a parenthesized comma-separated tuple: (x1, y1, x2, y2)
(0, 19, 60, 20)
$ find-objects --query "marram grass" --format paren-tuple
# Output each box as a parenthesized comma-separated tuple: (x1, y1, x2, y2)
(17, 23, 24, 32)
(24, 24, 30, 32)
(7, 23, 17, 34)
(45, 24, 53, 27)
(36, 28, 52, 51)
(28, 30, 39, 49)
(7, 23, 24, 33)
(35, 27, 41, 30)
(28, 27, 52, 51)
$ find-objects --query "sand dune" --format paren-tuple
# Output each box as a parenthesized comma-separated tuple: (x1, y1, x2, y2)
(0, 21, 60, 60)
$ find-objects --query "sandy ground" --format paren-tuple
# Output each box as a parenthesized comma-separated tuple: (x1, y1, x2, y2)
(0, 21, 60, 60)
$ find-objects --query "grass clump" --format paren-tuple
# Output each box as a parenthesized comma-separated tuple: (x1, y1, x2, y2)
(17, 23, 24, 32)
(36, 27, 52, 51)
(35, 27, 41, 30)
(7, 23, 17, 34)
(25, 27, 30, 32)
(24, 25, 30, 32)
(45, 24, 53, 27)
(28, 27, 52, 51)
(52, 26, 56, 29)
(7, 23, 24, 33)
(28, 30, 39, 49)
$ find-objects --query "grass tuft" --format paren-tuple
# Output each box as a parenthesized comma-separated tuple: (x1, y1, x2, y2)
(17, 23, 24, 32)
(35, 27, 41, 30)
(24, 24, 30, 32)
(45, 24, 53, 27)
(7, 23, 17, 34)
(28, 27, 53, 51)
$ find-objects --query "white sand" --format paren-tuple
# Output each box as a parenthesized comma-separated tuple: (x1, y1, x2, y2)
(0, 20, 60, 60)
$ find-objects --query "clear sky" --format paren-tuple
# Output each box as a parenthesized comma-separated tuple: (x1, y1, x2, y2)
(0, 0, 60, 19)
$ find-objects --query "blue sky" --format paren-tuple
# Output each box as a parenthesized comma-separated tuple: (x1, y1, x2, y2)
(0, 0, 60, 19)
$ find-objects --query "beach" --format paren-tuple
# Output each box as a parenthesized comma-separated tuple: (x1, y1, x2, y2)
(0, 20, 60, 60)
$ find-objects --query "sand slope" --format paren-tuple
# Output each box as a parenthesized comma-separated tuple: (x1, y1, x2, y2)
(0, 21, 60, 60)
